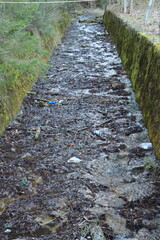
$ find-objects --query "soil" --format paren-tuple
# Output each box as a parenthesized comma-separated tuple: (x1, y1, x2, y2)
(0, 11, 160, 240)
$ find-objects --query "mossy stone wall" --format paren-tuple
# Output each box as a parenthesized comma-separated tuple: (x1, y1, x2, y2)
(0, 16, 69, 135)
(103, 10, 160, 160)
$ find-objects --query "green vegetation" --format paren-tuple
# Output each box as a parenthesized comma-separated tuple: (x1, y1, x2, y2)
(0, 0, 74, 133)
(144, 157, 156, 170)
(103, 10, 160, 160)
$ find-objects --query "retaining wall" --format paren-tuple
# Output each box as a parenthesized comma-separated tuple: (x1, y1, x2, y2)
(103, 10, 160, 159)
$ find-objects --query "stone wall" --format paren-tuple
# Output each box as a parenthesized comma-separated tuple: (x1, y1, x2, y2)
(103, 10, 160, 159)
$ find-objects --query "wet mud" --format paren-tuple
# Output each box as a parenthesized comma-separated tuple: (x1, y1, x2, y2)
(0, 13, 160, 240)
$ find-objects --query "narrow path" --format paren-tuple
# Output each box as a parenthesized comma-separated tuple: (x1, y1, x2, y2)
(0, 13, 159, 240)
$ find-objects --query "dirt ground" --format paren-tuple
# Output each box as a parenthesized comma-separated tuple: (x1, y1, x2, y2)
(0, 11, 160, 240)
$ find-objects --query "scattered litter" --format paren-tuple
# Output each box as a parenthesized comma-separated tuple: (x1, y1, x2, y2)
(27, 91, 37, 95)
(22, 152, 32, 159)
(4, 229, 12, 233)
(4, 224, 12, 229)
(59, 100, 64, 103)
(57, 68, 67, 72)
(11, 148, 16, 152)
(81, 45, 87, 48)
(20, 178, 27, 185)
(34, 127, 41, 140)
(54, 137, 60, 141)
(93, 130, 103, 136)
(35, 98, 49, 102)
(138, 143, 152, 150)
(48, 101, 57, 104)
(49, 88, 61, 95)
(38, 101, 46, 107)
(67, 142, 75, 147)
(67, 157, 82, 163)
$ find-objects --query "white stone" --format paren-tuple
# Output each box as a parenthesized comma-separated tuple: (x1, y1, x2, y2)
(114, 238, 138, 240)
(139, 143, 152, 150)
(67, 157, 82, 163)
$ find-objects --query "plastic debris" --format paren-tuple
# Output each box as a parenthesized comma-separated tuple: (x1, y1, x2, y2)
(20, 178, 27, 185)
(67, 157, 82, 163)
(139, 143, 152, 150)
(67, 142, 75, 147)
(34, 127, 41, 140)
(11, 148, 16, 152)
(4, 229, 12, 233)
(48, 101, 57, 104)
(93, 130, 103, 136)
(4, 224, 12, 229)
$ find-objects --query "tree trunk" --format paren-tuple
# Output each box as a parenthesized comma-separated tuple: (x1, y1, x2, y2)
(120, 0, 130, 13)
(130, 0, 134, 12)
(159, 15, 160, 35)
(145, 0, 155, 23)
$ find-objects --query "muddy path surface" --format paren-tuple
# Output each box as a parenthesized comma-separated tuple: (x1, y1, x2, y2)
(0, 13, 160, 240)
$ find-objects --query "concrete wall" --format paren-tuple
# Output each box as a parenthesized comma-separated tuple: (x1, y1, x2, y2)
(103, 10, 160, 159)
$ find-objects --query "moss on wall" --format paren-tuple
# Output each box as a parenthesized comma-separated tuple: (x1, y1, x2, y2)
(103, 10, 160, 160)
(0, 14, 70, 135)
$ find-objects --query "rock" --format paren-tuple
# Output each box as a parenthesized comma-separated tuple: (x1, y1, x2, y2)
(67, 157, 82, 163)
(67, 172, 79, 179)
(138, 143, 152, 150)
(114, 235, 138, 240)
(13, 239, 28, 240)
(136, 228, 151, 239)
(11, 148, 16, 152)
(38, 101, 46, 107)
(0, 200, 6, 214)
(21, 152, 32, 159)
(49, 87, 61, 95)
(117, 152, 128, 159)
(10, 120, 21, 126)
(93, 130, 103, 136)
(91, 225, 106, 240)
(13, 239, 27, 240)
(80, 237, 87, 240)
(34, 127, 41, 140)
(105, 210, 129, 235)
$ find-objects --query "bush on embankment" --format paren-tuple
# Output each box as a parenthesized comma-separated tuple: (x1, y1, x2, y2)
(0, 1, 74, 133)
(103, 10, 160, 160)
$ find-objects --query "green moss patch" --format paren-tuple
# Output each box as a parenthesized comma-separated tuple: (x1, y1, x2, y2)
(103, 11, 160, 159)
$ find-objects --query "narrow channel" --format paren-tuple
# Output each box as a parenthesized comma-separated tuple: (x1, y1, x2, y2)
(0, 12, 159, 240)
